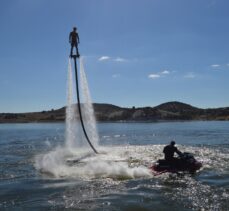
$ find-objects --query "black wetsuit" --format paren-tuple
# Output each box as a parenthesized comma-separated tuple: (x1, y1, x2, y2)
(69, 30, 80, 56)
(163, 144, 182, 162)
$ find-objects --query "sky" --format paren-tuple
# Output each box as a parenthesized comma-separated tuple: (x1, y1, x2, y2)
(0, 0, 229, 112)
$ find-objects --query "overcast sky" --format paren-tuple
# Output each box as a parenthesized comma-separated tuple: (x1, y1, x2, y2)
(0, 0, 229, 112)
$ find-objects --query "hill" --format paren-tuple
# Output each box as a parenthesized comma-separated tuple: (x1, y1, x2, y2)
(0, 101, 229, 123)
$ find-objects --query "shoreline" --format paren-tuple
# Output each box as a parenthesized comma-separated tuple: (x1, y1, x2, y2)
(1, 119, 229, 124)
(1, 101, 229, 123)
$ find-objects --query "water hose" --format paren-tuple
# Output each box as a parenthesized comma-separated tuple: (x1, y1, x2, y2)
(72, 56, 98, 154)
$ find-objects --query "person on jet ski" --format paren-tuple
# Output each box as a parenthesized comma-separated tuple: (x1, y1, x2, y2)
(163, 141, 183, 163)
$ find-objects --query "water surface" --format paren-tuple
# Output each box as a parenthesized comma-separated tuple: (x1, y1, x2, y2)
(0, 121, 229, 210)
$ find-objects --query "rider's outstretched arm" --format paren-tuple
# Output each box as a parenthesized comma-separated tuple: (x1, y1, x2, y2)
(176, 148, 183, 156)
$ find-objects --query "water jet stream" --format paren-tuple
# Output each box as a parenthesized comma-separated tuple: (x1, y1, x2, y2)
(67, 56, 98, 154)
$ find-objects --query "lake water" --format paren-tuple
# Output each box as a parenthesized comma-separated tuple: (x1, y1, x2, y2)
(0, 121, 229, 210)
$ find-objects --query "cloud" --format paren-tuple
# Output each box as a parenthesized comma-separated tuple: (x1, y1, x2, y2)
(98, 56, 110, 61)
(161, 70, 170, 74)
(184, 72, 196, 79)
(148, 69, 171, 80)
(113, 57, 127, 62)
(211, 64, 220, 68)
(98, 56, 128, 62)
(112, 74, 120, 78)
(148, 74, 160, 79)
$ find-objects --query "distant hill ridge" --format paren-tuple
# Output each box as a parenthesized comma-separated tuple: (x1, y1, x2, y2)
(1, 101, 229, 123)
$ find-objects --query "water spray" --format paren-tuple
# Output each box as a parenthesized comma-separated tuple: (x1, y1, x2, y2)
(68, 27, 98, 153)
(70, 55, 98, 154)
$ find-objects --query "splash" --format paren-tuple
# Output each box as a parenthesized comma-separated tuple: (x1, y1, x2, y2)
(35, 145, 153, 179)
(35, 57, 152, 179)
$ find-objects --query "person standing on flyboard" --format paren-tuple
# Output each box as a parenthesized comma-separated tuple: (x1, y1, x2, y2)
(69, 27, 80, 57)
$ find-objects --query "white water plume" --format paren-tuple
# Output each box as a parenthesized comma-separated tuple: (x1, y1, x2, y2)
(65, 57, 99, 150)
(65, 59, 85, 149)
(36, 57, 154, 180)
(65, 58, 76, 148)
(79, 57, 99, 148)
(35, 146, 153, 179)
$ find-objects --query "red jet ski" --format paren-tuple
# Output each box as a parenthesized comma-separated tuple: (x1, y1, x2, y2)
(151, 152, 202, 174)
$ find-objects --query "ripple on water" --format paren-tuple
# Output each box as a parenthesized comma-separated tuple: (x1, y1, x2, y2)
(32, 144, 229, 210)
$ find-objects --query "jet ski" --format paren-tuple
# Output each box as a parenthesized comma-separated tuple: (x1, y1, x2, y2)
(151, 152, 202, 174)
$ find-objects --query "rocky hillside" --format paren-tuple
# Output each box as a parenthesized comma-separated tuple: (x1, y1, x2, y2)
(0, 101, 229, 123)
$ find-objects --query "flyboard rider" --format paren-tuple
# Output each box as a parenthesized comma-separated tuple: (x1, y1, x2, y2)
(69, 27, 80, 57)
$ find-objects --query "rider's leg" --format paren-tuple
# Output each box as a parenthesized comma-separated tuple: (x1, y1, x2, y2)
(70, 44, 74, 56)
(76, 44, 79, 57)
